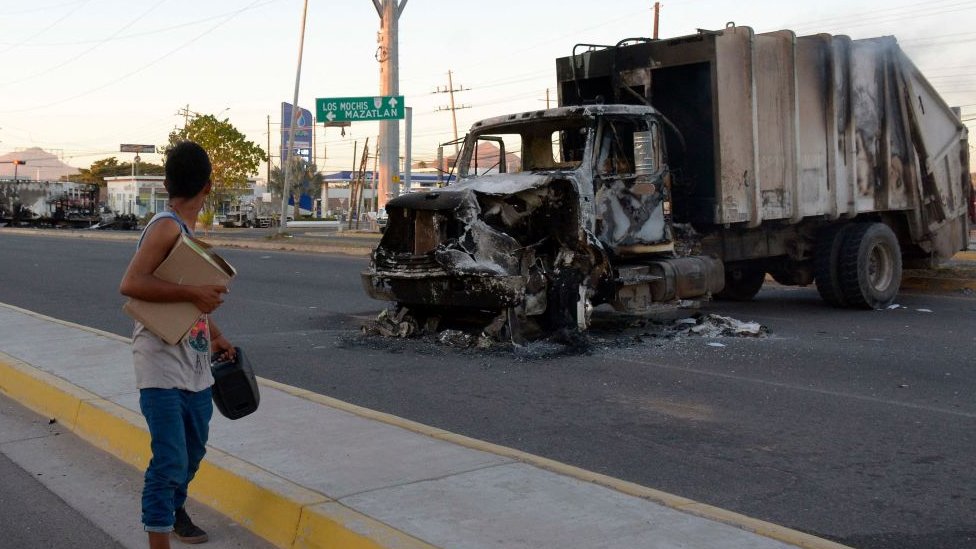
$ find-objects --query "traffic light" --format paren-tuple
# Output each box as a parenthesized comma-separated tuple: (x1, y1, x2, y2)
(12, 160, 25, 165)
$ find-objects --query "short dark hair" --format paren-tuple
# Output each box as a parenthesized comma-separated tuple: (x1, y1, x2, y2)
(164, 141, 212, 198)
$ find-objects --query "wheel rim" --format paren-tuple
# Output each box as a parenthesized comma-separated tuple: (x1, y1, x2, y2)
(867, 243, 894, 291)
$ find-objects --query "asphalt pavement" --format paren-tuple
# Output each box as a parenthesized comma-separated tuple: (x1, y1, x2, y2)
(0, 225, 973, 548)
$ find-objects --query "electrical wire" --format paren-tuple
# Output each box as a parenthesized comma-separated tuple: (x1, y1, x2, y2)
(0, 0, 285, 47)
(0, 0, 90, 54)
(0, 0, 267, 115)
(0, 0, 86, 17)
(1, 0, 169, 89)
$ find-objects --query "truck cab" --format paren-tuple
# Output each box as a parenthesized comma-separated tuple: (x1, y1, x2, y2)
(361, 105, 723, 338)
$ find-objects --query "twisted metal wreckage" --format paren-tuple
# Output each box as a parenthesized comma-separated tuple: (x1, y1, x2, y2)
(362, 26, 971, 343)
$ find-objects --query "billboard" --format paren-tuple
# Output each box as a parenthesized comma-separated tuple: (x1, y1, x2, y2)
(280, 102, 313, 164)
(120, 144, 156, 153)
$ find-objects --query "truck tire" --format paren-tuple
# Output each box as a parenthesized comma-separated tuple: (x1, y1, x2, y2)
(838, 222, 902, 309)
(716, 262, 765, 301)
(814, 223, 854, 307)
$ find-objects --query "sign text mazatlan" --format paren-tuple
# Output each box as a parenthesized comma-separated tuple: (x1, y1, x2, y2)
(315, 96, 405, 123)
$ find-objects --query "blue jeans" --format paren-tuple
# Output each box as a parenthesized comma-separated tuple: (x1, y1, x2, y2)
(139, 387, 213, 533)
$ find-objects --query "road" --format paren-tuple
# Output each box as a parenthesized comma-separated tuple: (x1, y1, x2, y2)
(1, 231, 974, 549)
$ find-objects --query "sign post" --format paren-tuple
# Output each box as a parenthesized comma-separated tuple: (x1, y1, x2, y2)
(120, 145, 155, 177)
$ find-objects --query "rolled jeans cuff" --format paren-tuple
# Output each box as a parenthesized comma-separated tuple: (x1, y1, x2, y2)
(144, 524, 174, 533)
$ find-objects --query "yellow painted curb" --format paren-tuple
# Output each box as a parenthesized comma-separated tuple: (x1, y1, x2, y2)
(0, 352, 92, 428)
(74, 397, 152, 468)
(295, 502, 434, 549)
(192, 449, 329, 548)
(0, 352, 433, 549)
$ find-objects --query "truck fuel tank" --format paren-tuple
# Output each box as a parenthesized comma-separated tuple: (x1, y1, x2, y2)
(613, 256, 724, 314)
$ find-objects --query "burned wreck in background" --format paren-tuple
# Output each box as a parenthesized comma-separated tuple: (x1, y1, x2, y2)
(362, 25, 971, 341)
(361, 105, 724, 340)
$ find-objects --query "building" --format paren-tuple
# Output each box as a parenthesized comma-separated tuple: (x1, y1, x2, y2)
(318, 171, 456, 216)
(104, 176, 166, 217)
(105, 176, 262, 218)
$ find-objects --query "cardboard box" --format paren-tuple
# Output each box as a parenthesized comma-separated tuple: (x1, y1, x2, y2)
(123, 234, 236, 345)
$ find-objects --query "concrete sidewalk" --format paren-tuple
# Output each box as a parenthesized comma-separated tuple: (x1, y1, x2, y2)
(0, 302, 849, 549)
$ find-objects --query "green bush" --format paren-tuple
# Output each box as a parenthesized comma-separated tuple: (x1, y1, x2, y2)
(198, 210, 215, 227)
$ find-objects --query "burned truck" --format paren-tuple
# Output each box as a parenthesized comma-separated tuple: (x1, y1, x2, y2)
(0, 180, 106, 228)
(362, 25, 972, 337)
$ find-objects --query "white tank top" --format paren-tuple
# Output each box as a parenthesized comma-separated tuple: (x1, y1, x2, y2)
(131, 211, 214, 391)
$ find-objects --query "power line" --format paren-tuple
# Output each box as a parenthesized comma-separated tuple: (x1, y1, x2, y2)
(782, 0, 976, 32)
(1, 0, 168, 89)
(0, 0, 265, 115)
(0, 0, 86, 17)
(0, 0, 91, 55)
(0, 0, 285, 47)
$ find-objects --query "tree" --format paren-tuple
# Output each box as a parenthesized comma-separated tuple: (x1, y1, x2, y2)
(74, 157, 164, 185)
(167, 114, 266, 214)
(269, 157, 324, 219)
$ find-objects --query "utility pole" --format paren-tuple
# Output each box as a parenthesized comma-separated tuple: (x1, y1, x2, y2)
(278, 0, 309, 235)
(435, 69, 470, 154)
(374, 0, 407, 210)
(178, 104, 191, 129)
(266, 115, 271, 188)
(653, 1, 661, 39)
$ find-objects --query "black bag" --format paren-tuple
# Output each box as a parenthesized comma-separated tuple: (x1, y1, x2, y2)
(211, 347, 260, 420)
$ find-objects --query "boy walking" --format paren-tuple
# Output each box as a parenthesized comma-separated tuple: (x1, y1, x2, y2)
(120, 141, 235, 548)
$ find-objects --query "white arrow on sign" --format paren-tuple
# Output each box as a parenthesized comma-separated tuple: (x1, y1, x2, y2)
(388, 97, 398, 108)
(325, 111, 336, 122)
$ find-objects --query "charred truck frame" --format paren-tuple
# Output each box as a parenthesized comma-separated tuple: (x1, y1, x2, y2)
(0, 180, 105, 228)
(363, 25, 972, 338)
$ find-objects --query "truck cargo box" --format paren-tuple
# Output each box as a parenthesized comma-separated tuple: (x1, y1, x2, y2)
(556, 25, 969, 259)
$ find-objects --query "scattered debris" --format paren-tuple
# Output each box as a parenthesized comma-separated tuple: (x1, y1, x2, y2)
(362, 307, 418, 338)
(438, 329, 474, 348)
(361, 307, 769, 357)
(887, 304, 905, 310)
(672, 313, 768, 338)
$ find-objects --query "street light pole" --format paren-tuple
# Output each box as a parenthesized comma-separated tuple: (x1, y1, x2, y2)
(277, 0, 310, 235)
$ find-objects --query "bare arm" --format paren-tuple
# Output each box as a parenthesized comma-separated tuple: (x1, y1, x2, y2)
(208, 318, 236, 361)
(119, 218, 227, 313)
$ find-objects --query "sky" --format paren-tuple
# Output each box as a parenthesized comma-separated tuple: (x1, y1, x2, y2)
(1, 0, 974, 180)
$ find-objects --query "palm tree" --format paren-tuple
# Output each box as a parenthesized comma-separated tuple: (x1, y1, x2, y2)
(270, 157, 324, 219)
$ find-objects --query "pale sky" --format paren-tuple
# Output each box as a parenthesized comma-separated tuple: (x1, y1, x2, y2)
(2, 0, 974, 179)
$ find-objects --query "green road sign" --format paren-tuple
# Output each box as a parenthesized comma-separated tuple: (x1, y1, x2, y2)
(315, 96, 405, 123)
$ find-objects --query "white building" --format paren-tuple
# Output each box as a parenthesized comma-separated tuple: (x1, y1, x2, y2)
(105, 176, 261, 217)
(104, 176, 167, 217)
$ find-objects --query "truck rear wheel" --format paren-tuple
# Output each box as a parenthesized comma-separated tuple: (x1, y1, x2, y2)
(814, 224, 855, 307)
(838, 222, 902, 309)
(716, 262, 766, 301)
